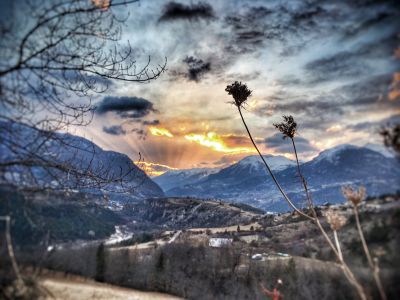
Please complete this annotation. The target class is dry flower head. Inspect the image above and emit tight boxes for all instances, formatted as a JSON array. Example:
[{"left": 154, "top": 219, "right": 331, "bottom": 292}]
[
  {"left": 225, "top": 81, "right": 252, "bottom": 108},
  {"left": 273, "top": 115, "right": 297, "bottom": 139},
  {"left": 342, "top": 186, "right": 366, "bottom": 207},
  {"left": 325, "top": 209, "right": 347, "bottom": 231}
]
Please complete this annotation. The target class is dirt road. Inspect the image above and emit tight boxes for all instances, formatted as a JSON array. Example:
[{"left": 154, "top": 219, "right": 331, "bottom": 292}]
[{"left": 40, "top": 278, "right": 182, "bottom": 300}]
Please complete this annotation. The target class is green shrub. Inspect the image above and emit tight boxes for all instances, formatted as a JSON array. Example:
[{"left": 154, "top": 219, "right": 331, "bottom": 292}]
[{"left": 367, "top": 222, "right": 390, "bottom": 243}]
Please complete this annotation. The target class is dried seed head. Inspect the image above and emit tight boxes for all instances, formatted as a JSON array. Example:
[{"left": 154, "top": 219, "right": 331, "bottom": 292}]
[
  {"left": 225, "top": 81, "right": 252, "bottom": 108},
  {"left": 342, "top": 186, "right": 366, "bottom": 207},
  {"left": 324, "top": 209, "right": 347, "bottom": 231},
  {"left": 273, "top": 115, "right": 297, "bottom": 139}
]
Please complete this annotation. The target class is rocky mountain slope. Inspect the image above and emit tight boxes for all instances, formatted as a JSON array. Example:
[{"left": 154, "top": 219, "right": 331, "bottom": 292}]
[
  {"left": 0, "top": 185, "right": 125, "bottom": 245},
  {"left": 0, "top": 121, "right": 163, "bottom": 202},
  {"left": 123, "top": 197, "right": 264, "bottom": 229},
  {"left": 157, "top": 144, "right": 400, "bottom": 212},
  {"left": 0, "top": 184, "right": 264, "bottom": 247}
]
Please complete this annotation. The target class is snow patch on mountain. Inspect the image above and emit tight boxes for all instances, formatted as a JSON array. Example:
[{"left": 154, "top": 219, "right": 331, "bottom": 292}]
[{"left": 313, "top": 144, "right": 360, "bottom": 164}]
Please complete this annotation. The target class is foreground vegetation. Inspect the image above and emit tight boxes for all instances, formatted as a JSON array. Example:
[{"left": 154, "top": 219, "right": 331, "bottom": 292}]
[{"left": 2, "top": 194, "right": 398, "bottom": 299}]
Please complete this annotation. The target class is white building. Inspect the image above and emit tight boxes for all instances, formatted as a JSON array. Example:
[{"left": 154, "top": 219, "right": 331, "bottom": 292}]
[{"left": 209, "top": 238, "right": 233, "bottom": 248}]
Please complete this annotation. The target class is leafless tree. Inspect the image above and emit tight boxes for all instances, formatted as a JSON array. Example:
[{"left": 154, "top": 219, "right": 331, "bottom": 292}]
[{"left": 0, "top": 0, "right": 167, "bottom": 192}]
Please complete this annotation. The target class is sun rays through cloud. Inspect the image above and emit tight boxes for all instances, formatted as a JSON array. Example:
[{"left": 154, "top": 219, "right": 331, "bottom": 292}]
[
  {"left": 149, "top": 127, "right": 174, "bottom": 137},
  {"left": 184, "top": 132, "right": 257, "bottom": 154}
]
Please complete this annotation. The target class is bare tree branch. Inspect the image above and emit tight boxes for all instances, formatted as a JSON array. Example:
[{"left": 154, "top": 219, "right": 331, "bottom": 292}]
[{"left": 0, "top": 0, "right": 166, "bottom": 192}]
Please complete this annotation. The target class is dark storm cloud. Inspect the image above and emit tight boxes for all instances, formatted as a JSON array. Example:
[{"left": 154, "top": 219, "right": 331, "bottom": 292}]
[
  {"left": 348, "top": 114, "right": 400, "bottom": 132},
  {"left": 260, "top": 96, "right": 346, "bottom": 119},
  {"left": 96, "top": 96, "right": 156, "bottom": 119},
  {"left": 223, "top": 0, "right": 399, "bottom": 58},
  {"left": 257, "top": 71, "right": 398, "bottom": 132},
  {"left": 182, "top": 56, "right": 211, "bottom": 81},
  {"left": 263, "top": 133, "right": 317, "bottom": 153},
  {"left": 342, "top": 10, "right": 398, "bottom": 40},
  {"left": 304, "top": 34, "right": 399, "bottom": 83},
  {"left": 304, "top": 52, "right": 369, "bottom": 83},
  {"left": 224, "top": 6, "right": 272, "bottom": 54},
  {"left": 142, "top": 120, "right": 160, "bottom": 126},
  {"left": 159, "top": 1, "right": 215, "bottom": 22},
  {"left": 223, "top": 4, "right": 330, "bottom": 55},
  {"left": 103, "top": 125, "right": 126, "bottom": 136},
  {"left": 131, "top": 128, "right": 146, "bottom": 140},
  {"left": 334, "top": 73, "right": 394, "bottom": 105}
]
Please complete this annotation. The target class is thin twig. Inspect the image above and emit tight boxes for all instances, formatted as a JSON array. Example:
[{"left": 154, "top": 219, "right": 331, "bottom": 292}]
[
  {"left": 354, "top": 207, "right": 387, "bottom": 300},
  {"left": 0, "top": 216, "right": 23, "bottom": 283}
]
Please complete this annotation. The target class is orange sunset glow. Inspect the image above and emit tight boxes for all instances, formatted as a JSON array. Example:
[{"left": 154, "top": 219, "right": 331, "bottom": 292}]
[{"left": 184, "top": 132, "right": 256, "bottom": 154}]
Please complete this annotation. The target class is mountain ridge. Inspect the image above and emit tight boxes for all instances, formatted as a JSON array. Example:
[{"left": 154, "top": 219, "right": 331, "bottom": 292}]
[{"left": 155, "top": 144, "right": 400, "bottom": 212}]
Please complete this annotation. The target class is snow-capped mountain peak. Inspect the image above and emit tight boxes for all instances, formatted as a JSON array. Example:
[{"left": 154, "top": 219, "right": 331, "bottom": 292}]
[
  {"left": 237, "top": 154, "right": 296, "bottom": 172},
  {"left": 313, "top": 144, "right": 360, "bottom": 164}
]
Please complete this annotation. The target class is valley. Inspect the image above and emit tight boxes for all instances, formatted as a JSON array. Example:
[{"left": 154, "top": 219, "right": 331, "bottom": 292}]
[
  {"left": 2, "top": 180, "right": 399, "bottom": 299},
  {"left": 1, "top": 125, "right": 399, "bottom": 299}
]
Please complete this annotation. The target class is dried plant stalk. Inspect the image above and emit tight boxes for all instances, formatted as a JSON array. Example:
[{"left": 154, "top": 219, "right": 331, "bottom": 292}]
[
  {"left": 343, "top": 187, "right": 388, "bottom": 300},
  {"left": 226, "top": 85, "right": 370, "bottom": 300}
]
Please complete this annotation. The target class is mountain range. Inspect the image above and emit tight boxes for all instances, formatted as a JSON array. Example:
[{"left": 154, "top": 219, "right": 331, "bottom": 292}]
[
  {"left": 154, "top": 144, "right": 400, "bottom": 212},
  {"left": 2, "top": 120, "right": 398, "bottom": 213}
]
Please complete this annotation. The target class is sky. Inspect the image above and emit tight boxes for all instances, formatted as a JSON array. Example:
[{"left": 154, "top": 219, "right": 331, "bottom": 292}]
[{"left": 74, "top": 0, "right": 400, "bottom": 176}]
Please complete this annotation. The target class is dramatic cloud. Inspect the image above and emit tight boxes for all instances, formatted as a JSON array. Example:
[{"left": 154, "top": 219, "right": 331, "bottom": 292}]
[
  {"left": 142, "top": 120, "right": 160, "bottom": 126},
  {"left": 159, "top": 1, "right": 215, "bottom": 22},
  {"left": 342, "top": 10, "right": 397, "bottom": 40},
  {"left": 76, "top": 0, "right": 399, "bottom": 170},
  {"left": 96, "top": 96, "right": 156, "bottom": 119},
  {"left": 304, "top": 35, "right": 398, "bottom": 83},
  {"left": 182, "top": 56, "right": 211, "bottom": 81},
  {"left": 304, "top": 52, "right": 369, "bottom": 83},
  {"left": 347, "top": 114, "right": 400, "bottom": 132},
  {"left": 263, "top": 133, "right": 317, "bottom": 154},
  {"left": 131, "top": 128, "right": 146, "bottom": 140},
  {"left": 103, "top": 125, "right": 126, "bottom": 136},
  {"left": 223, "top": 3, "right": 332, "bottom": 55},
  {"left": 224, "top": 6, "right": 271, "bottom": 54},
  {"left": 255, "top": 72, "right": 397, "bottom": 131}
]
